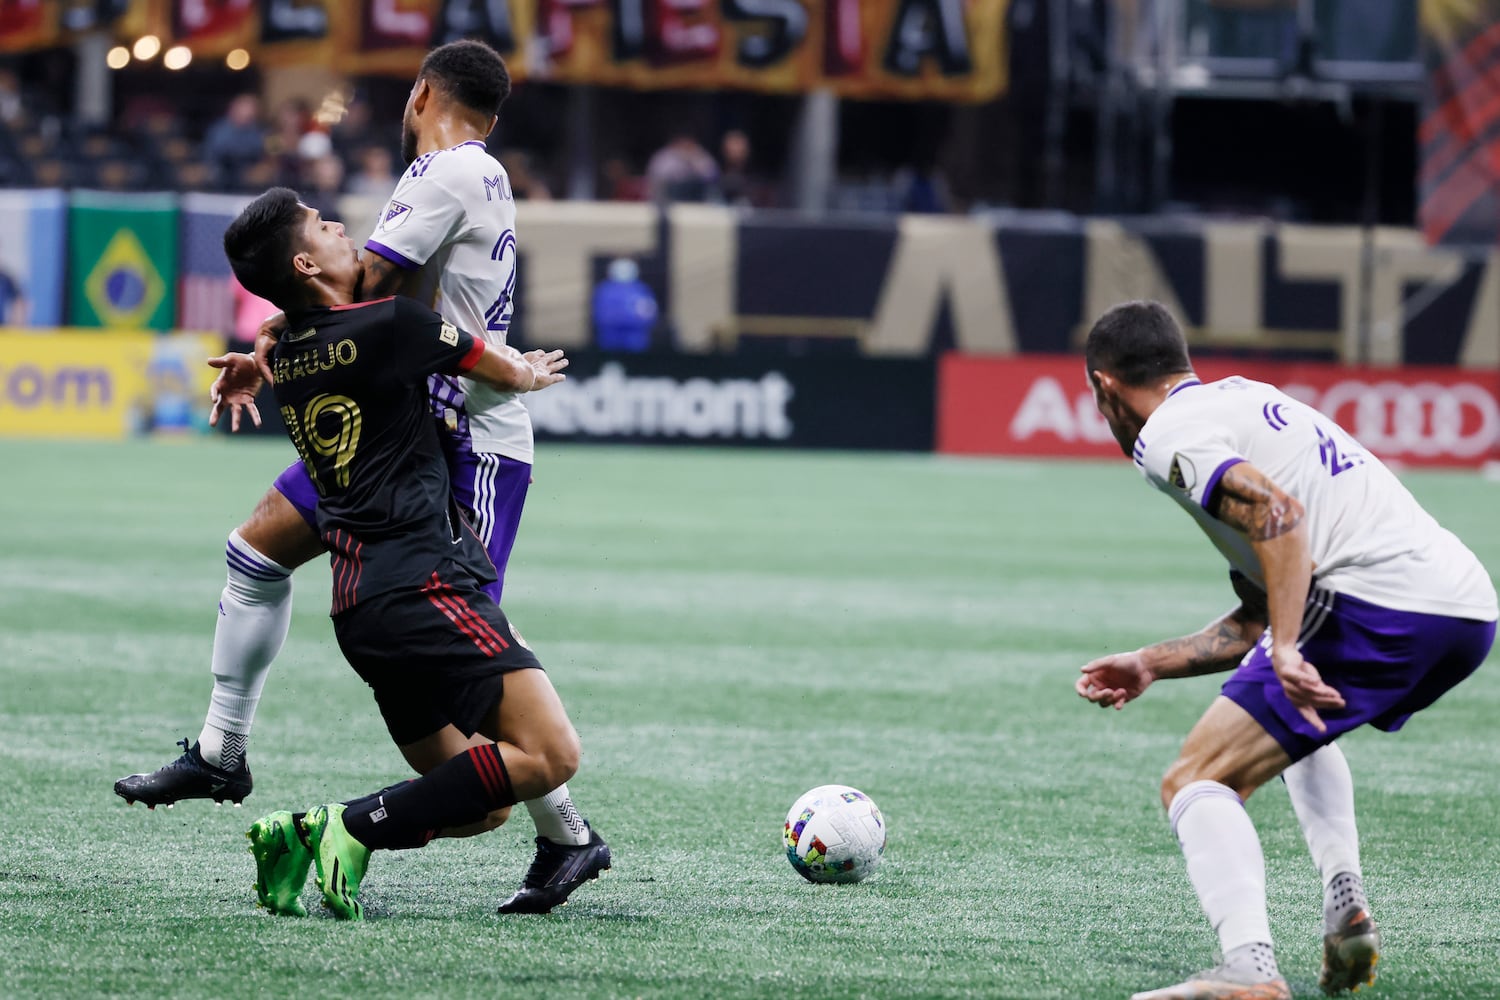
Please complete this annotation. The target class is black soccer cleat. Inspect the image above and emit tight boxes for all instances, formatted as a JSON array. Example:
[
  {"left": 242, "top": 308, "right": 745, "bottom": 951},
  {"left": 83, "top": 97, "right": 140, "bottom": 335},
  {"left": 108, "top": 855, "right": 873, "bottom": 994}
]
[
  {"left": 496, "top": 823, "right": 611, "bottom": 914},
  {"left": 114, "top": 738, "right": 253, "bottom": 809}
]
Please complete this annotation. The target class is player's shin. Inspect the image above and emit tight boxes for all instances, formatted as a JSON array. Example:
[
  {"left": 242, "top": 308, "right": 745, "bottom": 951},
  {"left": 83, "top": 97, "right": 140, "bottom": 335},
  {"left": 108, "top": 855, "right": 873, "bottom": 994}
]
[
  {"left": 1169, "top": 781, "right": 1278, "bottom": 968},
  {"left": 342, "top": 743, "right": 517, "bottom": 851},
  {"left": 1282, "top": 743, "right": 1364, "bottom": 910},
  {"left": 199, "top": 530, "right": 292, "bottom": 770}
]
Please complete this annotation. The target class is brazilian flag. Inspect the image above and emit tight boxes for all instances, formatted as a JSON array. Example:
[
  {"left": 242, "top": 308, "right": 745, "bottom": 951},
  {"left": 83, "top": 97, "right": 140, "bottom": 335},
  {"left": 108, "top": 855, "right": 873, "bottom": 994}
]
[{"left": 68, "top": 191, "right": 178, "bottom": 329}]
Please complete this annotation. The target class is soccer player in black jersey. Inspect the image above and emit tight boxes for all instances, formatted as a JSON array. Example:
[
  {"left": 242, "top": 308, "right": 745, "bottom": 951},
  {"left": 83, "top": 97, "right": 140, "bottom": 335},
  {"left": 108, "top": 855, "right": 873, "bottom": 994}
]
[{"left": 222, "top": 186, "right": 578, "bottom": 919}]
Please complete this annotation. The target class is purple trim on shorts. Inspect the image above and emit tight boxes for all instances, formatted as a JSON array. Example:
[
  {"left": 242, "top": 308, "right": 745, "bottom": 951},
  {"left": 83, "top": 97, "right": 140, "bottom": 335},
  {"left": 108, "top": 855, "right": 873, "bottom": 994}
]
[
  {"left": 1200, "top": 457, "right": 1244, "bottom": 511},
  {"left": 271, "top": 461, "right": 319, "bottom": 532},
  {"left": 1222, "top": 590, "right": 1496, "bottom": 761},
  {"left": 443, "top": 438, "right": 530, "bottom": 606},
  {"left": 365, "top": 239, "right": 419, "bottom": 270}
]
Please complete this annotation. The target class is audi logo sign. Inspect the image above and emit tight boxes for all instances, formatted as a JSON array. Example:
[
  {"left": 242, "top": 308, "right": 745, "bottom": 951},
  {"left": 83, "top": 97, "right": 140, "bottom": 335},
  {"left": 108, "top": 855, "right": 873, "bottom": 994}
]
[
  {"left": 938, "top": 355, "right": 1500, "bottom": 467},
  {"left": 1287, "top": 381, "right": 1500, "bottom": 460}
]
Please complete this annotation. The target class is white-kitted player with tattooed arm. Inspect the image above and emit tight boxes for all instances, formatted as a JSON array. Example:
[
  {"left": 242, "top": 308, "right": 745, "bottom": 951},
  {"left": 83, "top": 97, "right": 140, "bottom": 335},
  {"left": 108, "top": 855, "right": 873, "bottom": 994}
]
[
  {"left": 116, "top": 39, "right": 610, "bottom": 915},
  {"left": 1075, "top": 300, "right": 1496, "bottom": 1000}
]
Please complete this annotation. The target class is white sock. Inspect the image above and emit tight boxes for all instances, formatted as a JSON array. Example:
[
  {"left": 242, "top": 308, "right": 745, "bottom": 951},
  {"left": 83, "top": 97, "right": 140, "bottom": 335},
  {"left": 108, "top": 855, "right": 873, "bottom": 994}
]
[
  {"left": 1169, "top": 780, "right": 1274, "bottom": 954},
  {"left": 1283, "top": 742, "right": 1362, "bottom": 885},
  {"left": 197, "top": 530, "right": 292, "bottom": 771},
  {"left": 524, "top": 783, "right": 590, "bottom": 845},
  {"left": 1283, "top": 742, "right": 1366, "bottom": 925}
]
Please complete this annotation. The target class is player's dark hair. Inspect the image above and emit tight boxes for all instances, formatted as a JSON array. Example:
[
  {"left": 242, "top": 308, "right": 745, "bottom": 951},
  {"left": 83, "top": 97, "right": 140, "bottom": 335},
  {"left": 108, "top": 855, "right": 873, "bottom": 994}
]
[
  {"left": 222, "top": 187, "right": 306, "bottom": 307},
  {"left": 420, "top": 40, "right": 510, "bottom": 117},
  {"left": 1084, "top": 300, "right": 1194, "bottom": 387}
]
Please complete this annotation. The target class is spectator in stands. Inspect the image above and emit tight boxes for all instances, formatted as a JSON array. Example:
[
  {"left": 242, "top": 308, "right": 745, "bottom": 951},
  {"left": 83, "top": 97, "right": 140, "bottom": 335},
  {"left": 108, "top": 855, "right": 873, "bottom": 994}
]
[
  {"left": 0, "top": 265, "right": 26, "bottom": 326},
  {"left": 346, "top": 145, "right": 398, "bottom": 198},
  {"left": 592, "top": 258, "right": 658, "bottom": 352},
  {"left": 896, "top": 166, "right": 951, "bottom": 214},
  {"left": 0, "top": 68, "right": 23, "bottom": 126},
  {"left": 501, "top": 150, "right": 552, "bottom": 200},
  {"left": 268, "top": 97, "right": 313, "bottom": 187},
  {"left": 717, "top": 129, "right": 754, "bottom": 207},
  {"left": 202, "top": 94, "right": 266, "bottom": 191},
  {"left": 301, "top": 154, "right": 345, "bottom": 223},
  {"left": 330, "top": 93, "right": 375, "bottom": 160},
  {"left": 646, "top": 133, "right": 718, "bottom": 203},
  {"left": 601, "top": 156, "right": 648, "bottom": 201}
]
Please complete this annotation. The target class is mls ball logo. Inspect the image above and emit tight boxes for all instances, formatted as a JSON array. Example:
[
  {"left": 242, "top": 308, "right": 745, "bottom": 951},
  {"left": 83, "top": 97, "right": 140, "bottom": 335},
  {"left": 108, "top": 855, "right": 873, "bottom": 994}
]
[
  {"left": 380, "top": 201, "right": 412, "bottom": 231},
  {"left": 1169, "top": 454, "right": 1197, "bottom": 492}
]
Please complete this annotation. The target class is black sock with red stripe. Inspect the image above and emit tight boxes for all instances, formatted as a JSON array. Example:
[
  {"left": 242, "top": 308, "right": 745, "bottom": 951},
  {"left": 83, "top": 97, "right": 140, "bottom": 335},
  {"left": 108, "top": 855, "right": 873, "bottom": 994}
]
[{"left": 342, "top": 744, "right": 515, "bottom": 851}]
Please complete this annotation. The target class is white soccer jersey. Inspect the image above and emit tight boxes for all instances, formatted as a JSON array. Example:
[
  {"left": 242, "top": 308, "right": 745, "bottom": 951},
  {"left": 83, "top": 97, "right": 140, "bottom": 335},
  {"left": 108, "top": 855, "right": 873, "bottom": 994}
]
[
  {"left": 365, "top": 139, "right": 529, "bottom": 463},
  {"left": 1136, "top": 376, "right": 1497, "bottom": 621}
]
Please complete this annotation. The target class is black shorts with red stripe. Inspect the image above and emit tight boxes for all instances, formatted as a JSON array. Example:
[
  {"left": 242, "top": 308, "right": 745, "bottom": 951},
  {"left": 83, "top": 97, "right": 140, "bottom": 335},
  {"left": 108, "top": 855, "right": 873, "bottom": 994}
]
[{"left": 332, "top": 571, "right": 542, "bottom": 746}]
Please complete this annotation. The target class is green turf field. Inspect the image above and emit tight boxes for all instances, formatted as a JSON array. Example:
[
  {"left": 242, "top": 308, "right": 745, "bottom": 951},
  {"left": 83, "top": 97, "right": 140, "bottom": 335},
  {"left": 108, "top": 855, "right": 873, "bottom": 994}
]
[{"left": 1, "top": 439, "right": 1496, "bottom": 999}]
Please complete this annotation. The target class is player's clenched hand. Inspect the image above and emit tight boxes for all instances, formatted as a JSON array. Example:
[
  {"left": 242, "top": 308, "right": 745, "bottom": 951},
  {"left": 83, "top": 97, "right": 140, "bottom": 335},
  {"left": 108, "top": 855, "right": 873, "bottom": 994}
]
[
  {"left": 1271, "top": 645, "right": 1343, "bottom": 733},
  {"left": 523, "top": 349, "right": 569, "bottom": 391},
  {"left": 253, "top": 311, "right": 288, "bottom": 385},
  {"left": 1077, "top": 650, "right": 1153, "bottom": 710},
  {"left": 206, "top": 352, "right": 262, "bottom": 432}
]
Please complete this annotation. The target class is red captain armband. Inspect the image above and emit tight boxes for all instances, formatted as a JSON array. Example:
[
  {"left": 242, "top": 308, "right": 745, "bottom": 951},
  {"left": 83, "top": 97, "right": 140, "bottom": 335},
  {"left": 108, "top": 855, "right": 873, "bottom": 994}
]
[{"left": 453, "top": 338, "right": 486, "bottom": 373}]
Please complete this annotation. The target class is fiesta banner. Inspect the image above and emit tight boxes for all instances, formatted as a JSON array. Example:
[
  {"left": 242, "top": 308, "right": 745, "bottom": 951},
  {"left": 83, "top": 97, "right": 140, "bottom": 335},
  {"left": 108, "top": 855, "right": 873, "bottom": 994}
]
[
  {"left": 0, "top": 330, "right": 223, "bottom": 438},
  {"left": 4, "top": 0, "right": 1007, "bottom": 101},
  {"left": 67, "top": 191, "right": 179, "bottom": 331},
  {"left": 937, "top": 354, "right": 1500, "bottom": 467},
  {"left": 509, "top": 0, "right": 1008, "bottom": 102},
  {"left": 0, "top": 188, "right": 66, "bottom": 327}
]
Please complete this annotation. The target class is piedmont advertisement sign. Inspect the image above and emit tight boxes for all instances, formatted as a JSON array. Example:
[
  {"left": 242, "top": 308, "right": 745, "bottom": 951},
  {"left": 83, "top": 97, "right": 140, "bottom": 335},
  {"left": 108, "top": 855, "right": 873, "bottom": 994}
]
[{"left": 528, "top": 352, "right": 934, "bottom": 450}]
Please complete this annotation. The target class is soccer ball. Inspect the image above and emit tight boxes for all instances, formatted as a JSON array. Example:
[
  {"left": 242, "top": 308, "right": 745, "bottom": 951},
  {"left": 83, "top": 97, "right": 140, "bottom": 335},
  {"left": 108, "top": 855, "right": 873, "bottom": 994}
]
[{"left": 783, "top": 784, "right": 886, "bottom": 884}]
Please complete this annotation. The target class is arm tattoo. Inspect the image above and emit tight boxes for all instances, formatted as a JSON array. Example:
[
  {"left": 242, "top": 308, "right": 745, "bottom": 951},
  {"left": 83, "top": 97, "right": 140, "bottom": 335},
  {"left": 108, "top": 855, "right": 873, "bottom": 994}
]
[
  {"left": 361, "top": 254, "right": 412, "bottom": 298},
  {"left": 1150, "top": 614, "right": 1255, "bottom": 674},
  {"left": 1213, "top": 464, "right": 1305, "bottom": 541}
]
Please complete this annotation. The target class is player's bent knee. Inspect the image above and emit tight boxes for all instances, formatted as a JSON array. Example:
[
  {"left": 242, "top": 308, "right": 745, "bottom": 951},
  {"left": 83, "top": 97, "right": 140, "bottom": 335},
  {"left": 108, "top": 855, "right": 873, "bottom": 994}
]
[
  {"left": 238, "top": 488, "right": 323, "bottom": 569},
  {"left": 535, "top": 734, "right": 581, "bottom": 792},
  {"left": 1160, "top": 758, "right": 1197, "bottom": 810}
]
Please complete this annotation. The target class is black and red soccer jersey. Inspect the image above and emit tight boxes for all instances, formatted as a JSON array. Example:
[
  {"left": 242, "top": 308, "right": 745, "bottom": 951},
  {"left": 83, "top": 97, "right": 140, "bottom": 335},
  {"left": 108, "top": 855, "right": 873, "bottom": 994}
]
[{"left": 270, "top": 295, "right": 494, "bottom": 611}]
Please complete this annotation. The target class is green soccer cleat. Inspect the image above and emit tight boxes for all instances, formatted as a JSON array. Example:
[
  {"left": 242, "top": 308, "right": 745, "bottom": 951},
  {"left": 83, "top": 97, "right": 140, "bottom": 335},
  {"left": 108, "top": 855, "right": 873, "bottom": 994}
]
[
  {"left": 303, "top": 804, "right": 371, "bottom": 921},
  {"left": 246, "top": 810, "right": 312, "bottom": 917}
]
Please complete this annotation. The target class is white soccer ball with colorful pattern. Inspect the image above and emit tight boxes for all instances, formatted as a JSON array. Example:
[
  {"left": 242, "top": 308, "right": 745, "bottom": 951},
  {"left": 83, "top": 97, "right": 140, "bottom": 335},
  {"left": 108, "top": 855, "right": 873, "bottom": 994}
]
[{"left": 783, "top": 784, "right": 886, "bottom": 884}]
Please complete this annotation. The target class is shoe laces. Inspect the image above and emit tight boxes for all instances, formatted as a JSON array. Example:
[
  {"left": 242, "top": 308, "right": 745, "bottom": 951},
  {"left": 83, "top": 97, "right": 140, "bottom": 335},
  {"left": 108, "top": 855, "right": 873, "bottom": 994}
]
[
  {"left": 520, "top": 837, "right": 571, "bottom": 887},
  {"left": 164, "top": 737, "right": 195, "bottom": 769}
]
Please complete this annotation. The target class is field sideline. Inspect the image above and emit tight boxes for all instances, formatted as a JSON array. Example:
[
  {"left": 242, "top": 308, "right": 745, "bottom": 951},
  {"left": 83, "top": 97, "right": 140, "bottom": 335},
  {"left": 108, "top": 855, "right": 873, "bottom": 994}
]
[{"left": 1, "top": 439, "right": 1496, "bottom": 1000}]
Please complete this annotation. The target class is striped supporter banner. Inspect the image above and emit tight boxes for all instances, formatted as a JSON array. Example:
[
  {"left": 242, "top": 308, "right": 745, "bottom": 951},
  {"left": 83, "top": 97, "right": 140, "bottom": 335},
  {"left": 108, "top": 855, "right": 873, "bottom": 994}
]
[{"left": 178, "top": 192, "right": 251, "bottom": 337}]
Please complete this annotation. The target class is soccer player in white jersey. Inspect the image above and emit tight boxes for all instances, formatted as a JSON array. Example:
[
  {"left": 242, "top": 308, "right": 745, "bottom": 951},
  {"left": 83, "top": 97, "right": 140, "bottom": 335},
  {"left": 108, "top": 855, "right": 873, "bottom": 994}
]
[
  {"left": 116, "top": 41, "right": 610, "bottom": 915},
  {"left": 1075, "top": 301, "right": 1497, "bottom": 1000}
]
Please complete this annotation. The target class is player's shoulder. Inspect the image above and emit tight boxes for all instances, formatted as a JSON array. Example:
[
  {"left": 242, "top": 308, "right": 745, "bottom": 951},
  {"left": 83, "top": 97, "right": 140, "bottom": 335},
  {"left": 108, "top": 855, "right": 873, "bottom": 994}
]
[
  {"left": 312, "top": 295, "right": 401, "bottom": 334},
  {"left": 409, "top": 140, "right": 502, "bottom": 184}
]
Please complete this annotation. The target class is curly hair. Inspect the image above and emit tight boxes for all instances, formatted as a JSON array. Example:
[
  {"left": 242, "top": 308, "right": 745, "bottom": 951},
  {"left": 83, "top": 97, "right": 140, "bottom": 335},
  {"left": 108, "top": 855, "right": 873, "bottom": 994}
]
[{"left": 420, "top": 40, "right": 511, "bottom": 117}]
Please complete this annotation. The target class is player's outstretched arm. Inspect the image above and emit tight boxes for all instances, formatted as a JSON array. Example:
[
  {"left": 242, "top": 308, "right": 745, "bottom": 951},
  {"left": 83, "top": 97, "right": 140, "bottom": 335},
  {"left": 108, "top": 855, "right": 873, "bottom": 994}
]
[
  {"left": 1077, "top": 572, "right": 1271, "bottom": 710},
  {"left": 1211, "top": 461, "right": 1344, "bottom": 731},
  {"left": 466, "top": 344, "right": 569, "bottom": 393},
  {"left": 207, "top": 352, "right": 262, "bottom": 432}
]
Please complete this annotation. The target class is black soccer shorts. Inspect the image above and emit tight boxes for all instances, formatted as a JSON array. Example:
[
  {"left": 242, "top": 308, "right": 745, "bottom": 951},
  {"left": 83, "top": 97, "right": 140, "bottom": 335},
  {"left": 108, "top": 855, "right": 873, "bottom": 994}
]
[{"left": 332, "top": 574, "right": 543, "bottom": 746}]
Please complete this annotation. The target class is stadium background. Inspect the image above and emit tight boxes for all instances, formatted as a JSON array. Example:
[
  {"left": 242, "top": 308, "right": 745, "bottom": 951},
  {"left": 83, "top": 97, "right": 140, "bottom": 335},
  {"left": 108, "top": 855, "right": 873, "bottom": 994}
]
[
  {"left": 0, "top": 0, "right": 1495, "bottom": 464},
  {"left": 2, "top": 3, "right": 1500, "bottom": 998}
]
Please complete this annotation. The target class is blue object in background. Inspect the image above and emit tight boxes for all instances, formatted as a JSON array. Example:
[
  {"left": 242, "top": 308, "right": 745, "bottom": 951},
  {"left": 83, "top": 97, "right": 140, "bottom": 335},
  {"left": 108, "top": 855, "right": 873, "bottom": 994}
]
[{"left": 592, "top": 258, "right": 659, "bottom": 352}]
